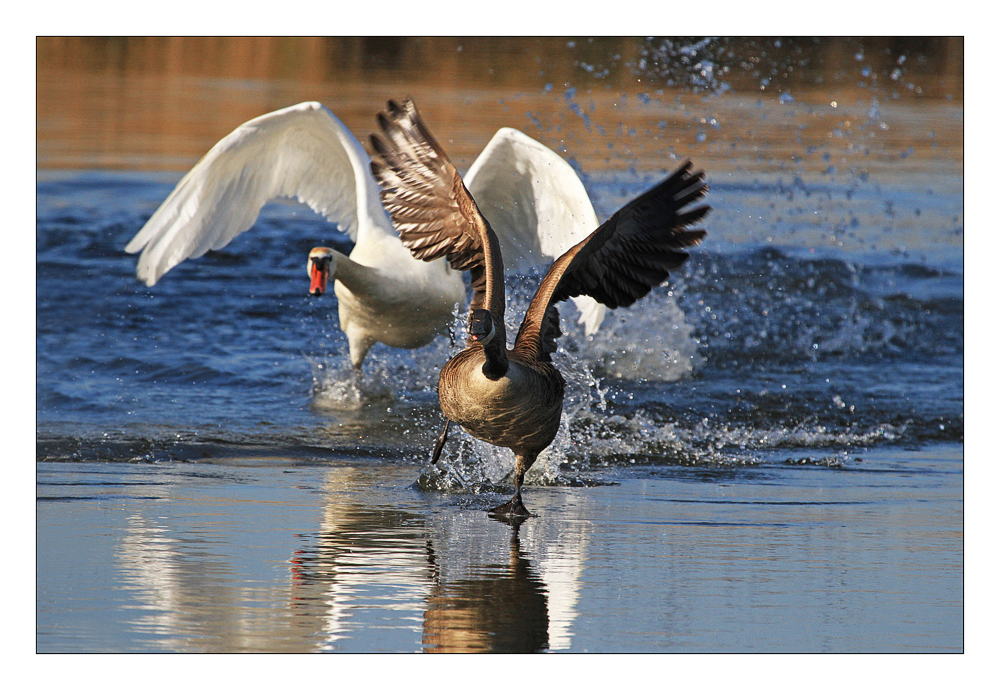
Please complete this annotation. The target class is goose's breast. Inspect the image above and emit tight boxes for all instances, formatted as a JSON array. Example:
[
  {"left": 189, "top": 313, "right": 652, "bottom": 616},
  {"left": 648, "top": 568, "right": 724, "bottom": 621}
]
[{"left": 439, "top": 354, "right": 565, "bottom": 453}]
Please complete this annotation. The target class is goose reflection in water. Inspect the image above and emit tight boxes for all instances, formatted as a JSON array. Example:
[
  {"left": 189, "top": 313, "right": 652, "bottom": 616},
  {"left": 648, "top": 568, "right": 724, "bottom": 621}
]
[
  {"left": 422, "top": 521, "right": 548, "bottom": 653},
  {"left": 288, "top": 467, "right": 588, "bottom": 652}
]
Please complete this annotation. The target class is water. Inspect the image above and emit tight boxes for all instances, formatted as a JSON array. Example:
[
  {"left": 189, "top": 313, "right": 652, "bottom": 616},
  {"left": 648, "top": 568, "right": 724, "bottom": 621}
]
[
  {"left": 36, "top": 37, "right": 963, "bottom": 653},
  {"left": 38, "top": 446, "right": 961, "bottom": 653}
]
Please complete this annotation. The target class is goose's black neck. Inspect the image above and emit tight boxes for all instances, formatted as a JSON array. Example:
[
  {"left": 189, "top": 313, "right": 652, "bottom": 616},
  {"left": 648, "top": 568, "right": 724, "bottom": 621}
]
[
  {"left": 481, "top": 327, "right": 509, "bottom": 380},
  {"left": 468, "top": 308, "right": 509, "bottom": 380}
]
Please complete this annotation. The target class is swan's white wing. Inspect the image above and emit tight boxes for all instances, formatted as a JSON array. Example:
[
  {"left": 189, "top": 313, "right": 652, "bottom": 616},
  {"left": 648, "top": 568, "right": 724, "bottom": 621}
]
[
  {"left": 464, "top": 128, "right": 606, "bottom": 334},
  {"left": 125, "top": 102, "right": 391, "bottom": 286}
]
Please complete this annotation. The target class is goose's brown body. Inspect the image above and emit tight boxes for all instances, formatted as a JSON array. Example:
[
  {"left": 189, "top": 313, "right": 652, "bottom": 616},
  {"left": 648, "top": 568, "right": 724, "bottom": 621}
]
[
  {"left": 370, "top": 97, "right": 710, "bottom": 516},
  {"left": 439, "top": 348, "right": 565, "bottom": 457}
]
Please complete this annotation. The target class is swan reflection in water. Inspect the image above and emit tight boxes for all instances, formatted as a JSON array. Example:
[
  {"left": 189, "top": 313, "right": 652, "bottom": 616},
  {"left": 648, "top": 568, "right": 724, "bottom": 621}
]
[{"left": 113, "top": 465, "right": 587, "bottom": 651}]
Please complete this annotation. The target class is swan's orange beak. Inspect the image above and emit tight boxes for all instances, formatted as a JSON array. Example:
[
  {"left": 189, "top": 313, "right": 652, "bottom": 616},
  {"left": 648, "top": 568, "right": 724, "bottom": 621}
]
[{"left": 309, "top": 261, "right": 328, "bottom": 296}]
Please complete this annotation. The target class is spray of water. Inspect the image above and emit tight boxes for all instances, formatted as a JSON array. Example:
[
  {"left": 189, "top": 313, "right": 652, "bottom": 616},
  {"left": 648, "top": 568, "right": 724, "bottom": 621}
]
[{"left": 413, "top": 278, "right": 709, "bottom": 494}]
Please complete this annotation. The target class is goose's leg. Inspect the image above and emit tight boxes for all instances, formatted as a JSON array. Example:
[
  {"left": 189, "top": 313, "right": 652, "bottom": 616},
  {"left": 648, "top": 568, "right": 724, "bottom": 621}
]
[
  {"left": 489, "top": 453, "right": 535, "bottom": 516},
  {"left": 431, "top": 419, "right": 451, "bottom": 464}
]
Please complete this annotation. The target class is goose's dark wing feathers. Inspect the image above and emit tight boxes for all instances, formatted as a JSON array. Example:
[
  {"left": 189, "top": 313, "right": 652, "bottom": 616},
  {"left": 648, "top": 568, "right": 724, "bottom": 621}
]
[
  {"left": 370, "top": 98, "right": 505, "bottom": 318},
  {"left": 514, "top": 161, "right": 709, "bottom": 361},
  {"left": 537, "top": 305, "right": 562, "bottom": 362},
  {"left": 551, "top": 162, "right": 708, "bottom": 308},
  {"left": 369, "top": 97, "right": 709, "bottom": 365}
]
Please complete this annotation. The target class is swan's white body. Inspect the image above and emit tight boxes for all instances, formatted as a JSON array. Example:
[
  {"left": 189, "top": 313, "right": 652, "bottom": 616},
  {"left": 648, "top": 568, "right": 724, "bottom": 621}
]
[{"left": 125, "top": 101, "right": 604, "bottom": 367}]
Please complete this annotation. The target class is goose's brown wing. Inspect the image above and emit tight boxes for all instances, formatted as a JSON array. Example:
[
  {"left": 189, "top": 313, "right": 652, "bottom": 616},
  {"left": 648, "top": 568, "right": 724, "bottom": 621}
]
[
  {"left": 514, "top": 161, "right": 709, "bottom": 362},
  {"left": 369, "top": 98, "right": 506, "bottom": 321}
]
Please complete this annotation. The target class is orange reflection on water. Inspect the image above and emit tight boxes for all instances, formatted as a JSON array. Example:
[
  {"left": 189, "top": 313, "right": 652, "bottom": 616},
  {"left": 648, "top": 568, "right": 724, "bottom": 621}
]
[{"left": 37, "top": 37, "right": 963, "bottom": 178}]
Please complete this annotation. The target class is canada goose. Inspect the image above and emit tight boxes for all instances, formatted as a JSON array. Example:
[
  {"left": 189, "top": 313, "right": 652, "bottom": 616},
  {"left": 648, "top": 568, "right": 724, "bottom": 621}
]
[
  {"left": 125, "top": 101, "right": 606, "bottom": 371},
  {"left": 370, "top": 98, "right": 709, "bottom": 515}
]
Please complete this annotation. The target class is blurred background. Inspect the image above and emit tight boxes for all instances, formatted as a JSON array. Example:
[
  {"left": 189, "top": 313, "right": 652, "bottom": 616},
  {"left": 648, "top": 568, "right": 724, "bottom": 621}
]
[{"left": 37, "top": 36, "right": 962, "bottom": 175}]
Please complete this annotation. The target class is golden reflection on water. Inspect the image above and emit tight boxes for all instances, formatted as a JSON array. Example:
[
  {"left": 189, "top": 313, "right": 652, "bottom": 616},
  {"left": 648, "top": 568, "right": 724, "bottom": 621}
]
[{"left": 37, "top": 36, "right": 962, "bottom": 178}]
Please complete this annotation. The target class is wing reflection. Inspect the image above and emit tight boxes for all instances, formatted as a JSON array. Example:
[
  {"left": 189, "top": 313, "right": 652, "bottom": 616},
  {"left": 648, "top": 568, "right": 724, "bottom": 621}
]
[
  {"left": 116, "top": 485, "right": 313, "bottom": 651},
  {"left": 288, "top": 468, "right": 435, "bottom": 649}
]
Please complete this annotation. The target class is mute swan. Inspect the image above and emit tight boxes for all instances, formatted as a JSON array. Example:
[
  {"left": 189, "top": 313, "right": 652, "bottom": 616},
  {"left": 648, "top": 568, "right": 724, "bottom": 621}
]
[
  {"left": 370, "top": 98, "right": 709, "bottom": 515},
  {"left": 125, "top": 101, "right": 605, "bottom": 369}
]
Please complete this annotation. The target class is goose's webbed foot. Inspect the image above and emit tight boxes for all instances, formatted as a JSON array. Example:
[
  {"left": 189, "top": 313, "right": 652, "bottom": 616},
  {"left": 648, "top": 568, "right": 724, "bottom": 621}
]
[{"left": 488, "top": 492, "right": 532, "bottom": 517}]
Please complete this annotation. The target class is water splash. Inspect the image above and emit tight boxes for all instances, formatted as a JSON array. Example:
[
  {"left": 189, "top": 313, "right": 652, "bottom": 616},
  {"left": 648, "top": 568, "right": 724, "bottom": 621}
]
[
  {"left": 576, "top": 289, "right": 703, "bottom": 381},
  {"left": 411, "top": 239, "right": 960, "bottom": 495},
  {"left": 308, "top": 358, "right": 374, "bottom": 411},
  {"left": 635, "top": 37, "right": 727, "bottom": 94},
  {"left": 415, "top": 291, "right": 704, "bottom": 494}
]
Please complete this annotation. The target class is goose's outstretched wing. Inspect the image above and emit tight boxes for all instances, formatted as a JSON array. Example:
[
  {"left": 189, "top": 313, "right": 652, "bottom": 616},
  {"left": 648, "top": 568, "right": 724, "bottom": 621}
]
[
  {"left": 125, "top": 102, "right": 390, "bottom": 286},
  {"left": 514, "top": 161, "right": 710, "bottom": 362},
  {"left": 464, "top": 128, "right": 606, "bottom": 334},
  {"left": 369, "top": 98, "right": 506, "bottom": 321}
]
